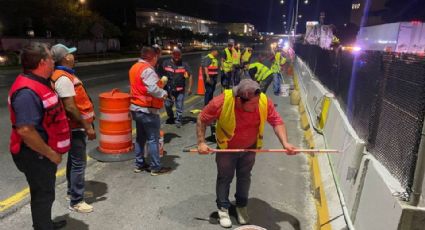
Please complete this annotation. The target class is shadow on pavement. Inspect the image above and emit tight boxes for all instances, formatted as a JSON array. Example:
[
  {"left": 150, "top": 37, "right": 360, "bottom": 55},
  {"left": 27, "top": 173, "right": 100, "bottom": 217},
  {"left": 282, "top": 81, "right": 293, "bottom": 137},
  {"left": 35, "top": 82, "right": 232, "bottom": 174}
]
[
  {"left": 207, "top": 198, "right": 301, "bottom": 230},
  {"left": 53, "top": 214, "right": 89, "bottom": 230},
  {"left": 84, "top": 180, "right": 108, "bottom": 204},
  {"left": 161, "top": 155, "right": 180, "bottom": 170},
  {"left": 164, "top": 132, "right": 181, "bottom": 144},
  {"left": 181, "top": 116, "right": 197, "bottom": 125}
]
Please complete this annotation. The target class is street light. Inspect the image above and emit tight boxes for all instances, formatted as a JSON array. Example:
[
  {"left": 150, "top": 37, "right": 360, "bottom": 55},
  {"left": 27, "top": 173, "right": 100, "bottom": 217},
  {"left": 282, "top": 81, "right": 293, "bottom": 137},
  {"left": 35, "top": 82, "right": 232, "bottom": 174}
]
[
  {"left": 280, "top": 0, "right": 284, "bottom": 4},
  {"left": 304, "top": 0, "right": 308, "bottom": 4}
]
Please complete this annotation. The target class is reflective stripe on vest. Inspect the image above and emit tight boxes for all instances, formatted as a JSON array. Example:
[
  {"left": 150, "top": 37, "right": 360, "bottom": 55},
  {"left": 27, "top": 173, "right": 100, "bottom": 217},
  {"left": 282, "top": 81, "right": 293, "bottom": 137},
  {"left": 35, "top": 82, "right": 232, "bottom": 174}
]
[
  {"left": 232, "top": 49, "right": 241, "bottom": 65},
  {"left": 8, "top": 75, "right": 71, "bottom": 154},
  {"left": 207, "top": 53, "right": 219, "bottom": 75},
  {"left": 216, "top": 90, "right": 268, "bottom": 149},
  {"left": 222, "top": 48, "right": 233, "bottom": 73},
  {"left": 249, "top": 62, "right": 273, "bottom": 82},
  {"left": 51, "top": 69, "right": 95, "bottom": 129},
  {"left": 129, "top": 61, "right": 164, "bottom": 109}
]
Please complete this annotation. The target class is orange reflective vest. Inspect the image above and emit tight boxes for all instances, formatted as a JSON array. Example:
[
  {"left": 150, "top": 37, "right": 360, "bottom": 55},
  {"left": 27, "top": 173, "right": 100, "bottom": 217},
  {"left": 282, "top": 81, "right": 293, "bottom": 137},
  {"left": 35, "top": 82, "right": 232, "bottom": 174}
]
[
  {"left": 8, "top": 74, "right": 71, "bottom": 154},
  {"left": 129, "top": 61, "right": 164, "bottom": 109},
  {"left": 51, "top": 69, "right": 95, "bottom": 129}
]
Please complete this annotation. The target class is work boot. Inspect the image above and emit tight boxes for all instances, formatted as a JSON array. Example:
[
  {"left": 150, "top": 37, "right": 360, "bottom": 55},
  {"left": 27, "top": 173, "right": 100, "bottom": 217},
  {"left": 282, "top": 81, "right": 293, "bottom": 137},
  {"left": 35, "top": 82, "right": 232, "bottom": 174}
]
[
  {"left": 218, "top": 208, "right": 232, "bottom": 228},
  {"left": 133, "top": 164, "right": 150, "bottom": 173},
  {"left": 236, "top": 206, "right": 250, "bottom": 225}
]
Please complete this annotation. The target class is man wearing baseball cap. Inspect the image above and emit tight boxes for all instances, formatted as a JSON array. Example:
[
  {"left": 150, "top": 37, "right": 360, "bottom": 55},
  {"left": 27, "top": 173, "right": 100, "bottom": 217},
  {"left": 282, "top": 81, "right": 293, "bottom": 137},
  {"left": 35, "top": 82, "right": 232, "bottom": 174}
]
[
  {"left": 51, "top": 43, "right": 96, "bottom": 213},
  {"left": 196, "top": 79, "right": 297, "bottom": 228}
]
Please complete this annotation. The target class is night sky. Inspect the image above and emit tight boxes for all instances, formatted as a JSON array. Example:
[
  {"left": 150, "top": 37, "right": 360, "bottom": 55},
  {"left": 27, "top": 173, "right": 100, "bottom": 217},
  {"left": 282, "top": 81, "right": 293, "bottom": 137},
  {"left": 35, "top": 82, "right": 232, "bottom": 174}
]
[{"left": 138, "top": 0, "right": 353, "bottom": 33}]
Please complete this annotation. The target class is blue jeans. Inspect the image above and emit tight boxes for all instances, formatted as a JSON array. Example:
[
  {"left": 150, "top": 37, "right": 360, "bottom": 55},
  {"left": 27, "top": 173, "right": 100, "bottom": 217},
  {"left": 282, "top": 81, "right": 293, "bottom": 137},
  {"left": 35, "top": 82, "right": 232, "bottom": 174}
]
[
  {"left": 165, "top": 92, "right": 185, "bottom": 124},
  {"left": 215, "top": 151, "right": 256, "bottom": 209},
  {"left": 131, "top": 111, "right": 162, "bottom": 171},
  {"left": 204, "top": 76, "right": 217, "bottom": 105},
  {"left": 273, "top": 72, "right": 283, "bottom": 95},
  {"left": 67, "top": 130, "right": 87, "bottom": 206},
  {"left": 134, "top": 141, "right": 144, "bottom": 168}
]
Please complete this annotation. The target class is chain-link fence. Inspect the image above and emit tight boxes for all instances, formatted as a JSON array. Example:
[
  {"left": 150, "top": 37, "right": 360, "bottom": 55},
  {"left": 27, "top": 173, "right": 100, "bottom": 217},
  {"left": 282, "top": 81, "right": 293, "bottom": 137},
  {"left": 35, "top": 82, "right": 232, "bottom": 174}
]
[{"left": 295, "top": 44, "right": 425, "bottom": 190}]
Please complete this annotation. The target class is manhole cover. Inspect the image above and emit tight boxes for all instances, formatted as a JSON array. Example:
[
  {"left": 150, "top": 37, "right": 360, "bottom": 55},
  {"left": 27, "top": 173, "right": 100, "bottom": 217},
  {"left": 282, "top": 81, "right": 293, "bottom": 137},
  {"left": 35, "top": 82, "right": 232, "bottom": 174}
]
[{"left": 234, "top": 225, "right": 267, "bottom": 230}]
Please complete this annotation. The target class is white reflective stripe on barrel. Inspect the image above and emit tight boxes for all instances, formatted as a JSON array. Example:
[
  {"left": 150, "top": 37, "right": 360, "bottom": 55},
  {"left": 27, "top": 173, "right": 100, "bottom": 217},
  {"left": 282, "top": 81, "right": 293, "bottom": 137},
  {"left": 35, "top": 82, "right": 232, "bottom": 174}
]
[
  {"left": 100, "top": 112, "right": 130, "bottom": 121},
  {"left": 100, "top": 133, "right": 132, "bottom": 143}
]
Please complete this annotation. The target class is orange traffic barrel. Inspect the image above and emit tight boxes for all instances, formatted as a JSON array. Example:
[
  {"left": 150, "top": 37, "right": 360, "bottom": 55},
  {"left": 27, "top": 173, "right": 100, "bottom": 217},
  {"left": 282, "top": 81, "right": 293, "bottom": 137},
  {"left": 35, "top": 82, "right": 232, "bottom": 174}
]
[{"left": 89, "top": 89, "right": 135, "bottom": 162}]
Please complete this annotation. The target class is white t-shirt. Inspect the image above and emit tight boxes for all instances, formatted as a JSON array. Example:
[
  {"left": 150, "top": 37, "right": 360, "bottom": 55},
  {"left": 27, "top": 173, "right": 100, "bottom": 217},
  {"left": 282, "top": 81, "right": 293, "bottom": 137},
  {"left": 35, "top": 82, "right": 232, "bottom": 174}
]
[{"left": 54, "top": 76, "right": 76, "bottom": 98}]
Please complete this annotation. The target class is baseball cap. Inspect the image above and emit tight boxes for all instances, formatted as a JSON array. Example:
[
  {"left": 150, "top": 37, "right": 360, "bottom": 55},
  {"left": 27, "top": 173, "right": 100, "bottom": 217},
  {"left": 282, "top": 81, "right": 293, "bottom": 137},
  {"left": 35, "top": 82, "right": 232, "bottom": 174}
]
[
  {"left": 232, "top": 79, "right": 261, "bottom": 100},
  {"left": 51, "top": 44, "right": 77, "bottom": 62}
]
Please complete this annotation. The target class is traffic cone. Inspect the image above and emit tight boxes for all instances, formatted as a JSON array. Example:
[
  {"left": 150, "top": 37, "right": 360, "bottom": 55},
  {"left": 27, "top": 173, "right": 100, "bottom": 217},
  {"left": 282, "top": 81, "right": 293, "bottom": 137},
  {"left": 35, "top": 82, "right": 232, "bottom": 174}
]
[{"left": 197, "top": 66, "right": 205, "bottom": 95}]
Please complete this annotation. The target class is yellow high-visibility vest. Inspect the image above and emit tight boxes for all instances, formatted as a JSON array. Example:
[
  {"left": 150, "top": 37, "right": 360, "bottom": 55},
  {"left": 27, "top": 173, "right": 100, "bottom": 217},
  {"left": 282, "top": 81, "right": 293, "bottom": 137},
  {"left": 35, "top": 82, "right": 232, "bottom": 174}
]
[
  {"left": 222, "top": 47, "right": 233, "bottom": 73},
  {"left": 216, "top": 89, "right": 268, "bottom": 149},
  {"left": 248, "top": 62, "right": 274, "bottom": 81},
  {"left": 271, "top": 52, "right": 287, "bottom": 74},
  {"left": 232, "top": 48, "right": 241, "bottom": 66}
]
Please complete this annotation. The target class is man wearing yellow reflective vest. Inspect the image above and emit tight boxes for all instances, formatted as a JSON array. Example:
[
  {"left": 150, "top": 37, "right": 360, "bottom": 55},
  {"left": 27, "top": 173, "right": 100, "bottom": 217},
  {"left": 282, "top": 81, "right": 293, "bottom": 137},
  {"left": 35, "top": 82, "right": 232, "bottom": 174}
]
[
  {"left": 232, "top": 43, "right": 242, "bottom": 85},
  {"left": 247, "top": 60, "right": 275, "bottom": 93},
  {"left": 221, "top": 39, "right": 236, "bottom": 89},
  {"left": 270, "top": 49, "right": 287, "bottom": 95},
  {"left": 196, "top": 79, "right": 297, "bottom": 228},
  {"left": 202, "top": 47, "right": 220, "bottom": 106},
  {"left": 241, "top": 47, "right": 253, "bottom": 66}
]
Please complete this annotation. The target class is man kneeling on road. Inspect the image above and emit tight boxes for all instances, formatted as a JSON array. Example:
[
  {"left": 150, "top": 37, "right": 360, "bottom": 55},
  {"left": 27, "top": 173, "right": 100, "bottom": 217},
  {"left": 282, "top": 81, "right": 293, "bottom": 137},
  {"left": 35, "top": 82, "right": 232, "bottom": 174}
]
[
  {"left": 51, "top": 44, "right": 96, "bottom": 213},
  {"left": 196, "top": 79, "right": 297, "bottom": 228}
]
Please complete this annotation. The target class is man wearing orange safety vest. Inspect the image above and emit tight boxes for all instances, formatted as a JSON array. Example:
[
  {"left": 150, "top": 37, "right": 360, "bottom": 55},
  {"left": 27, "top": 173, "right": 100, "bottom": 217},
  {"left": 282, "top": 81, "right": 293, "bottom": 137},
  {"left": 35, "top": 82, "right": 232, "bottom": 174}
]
[
  {"left": 129, "top": 46, "right": 172, "bottom": 176},
  {"left": 196, "top": 79, "right": 297, "bottom": 228},
  {"left": 8, "top": 42, "right": 70, "bottom": 229},
  {"left": 51, "top": 44, "right": 96, "bottom": 214}
]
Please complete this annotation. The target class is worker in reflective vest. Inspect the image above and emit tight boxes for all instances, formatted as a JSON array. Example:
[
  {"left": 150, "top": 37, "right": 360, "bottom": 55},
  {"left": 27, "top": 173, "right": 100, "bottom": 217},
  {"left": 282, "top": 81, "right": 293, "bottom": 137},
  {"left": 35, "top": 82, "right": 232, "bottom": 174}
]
[
  {"left": 248, "top": 61, "right": 276, "bottom": 93},
  {"left": 232, "top": 43, "right": 242, "bottom": 86},
  {"left": 202, "top": 47, "right": 220, "bottom": 106},
  {"left": 221, "top": 39, "right": 235, "bottom": 89},
  {"left": 241, "top": 47, "right": 253, "bottom": 66},
  {"left": 8, "top": 42, "right": 70, "bottom": 229},
  {"left": 196, "top": 79, "right": 297, "bottom": 228},
  {"left": 129, "top": 46, "right": 172, "bottom": 176},
  {"left": 50, "top": 43, "right": 96, "bottom": 213},
  {"left": 162, "top": 47, "right": 193, "bottom": 128},
  {"left": 270, "top": 50, "right": 287, "bottom": 95}
]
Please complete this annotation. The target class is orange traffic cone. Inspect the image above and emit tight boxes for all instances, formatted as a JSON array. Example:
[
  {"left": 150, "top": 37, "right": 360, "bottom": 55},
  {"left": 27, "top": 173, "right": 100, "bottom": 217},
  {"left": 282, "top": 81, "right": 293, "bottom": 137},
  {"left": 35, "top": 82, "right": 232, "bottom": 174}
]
[{"left": 197, "top": 67, "right": 205, "bottom": 95}]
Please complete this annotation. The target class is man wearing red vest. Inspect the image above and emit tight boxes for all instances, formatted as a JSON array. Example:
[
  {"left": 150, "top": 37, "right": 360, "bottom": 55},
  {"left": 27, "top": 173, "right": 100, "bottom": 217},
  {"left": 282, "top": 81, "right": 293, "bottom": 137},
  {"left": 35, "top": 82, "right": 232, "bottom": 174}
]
[
  {"left": 129, "top": 47, "right": 172, "bottom": 176},
  {"left": 8, "top": 42, "right": 69, "bottom": 229},
  {"left": 51, "top": 44, "right": 96, "bottom": 213}
]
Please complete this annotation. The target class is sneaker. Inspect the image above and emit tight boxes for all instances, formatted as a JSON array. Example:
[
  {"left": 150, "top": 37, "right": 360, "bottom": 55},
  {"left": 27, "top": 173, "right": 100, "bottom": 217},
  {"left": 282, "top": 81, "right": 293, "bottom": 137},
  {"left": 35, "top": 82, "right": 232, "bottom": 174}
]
[
  {"left": 150, "top": 167, "right": 172, "bottom": 176},
  {"left": 218, "top": 208, "right": 232, "bottom": 228},
  {"left": 236, "top": 206, "right": 250, "bottom": 225},
  {"left": 69, "top": 201, "right": 94, "bottom": 213},
  {"left": 133, "top": 165, "right": 150, "bottom": 173}
]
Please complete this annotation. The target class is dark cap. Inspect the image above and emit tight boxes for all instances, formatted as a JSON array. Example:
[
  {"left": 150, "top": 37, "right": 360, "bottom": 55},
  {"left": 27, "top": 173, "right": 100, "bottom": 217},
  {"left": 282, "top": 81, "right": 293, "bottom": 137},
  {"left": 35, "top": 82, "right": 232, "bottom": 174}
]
[
  {"left": 210, "top": 46, "right": 219, "bottom": 52},
  {"left": 232, "top": 79, "right": 261, "bottom": 99}
]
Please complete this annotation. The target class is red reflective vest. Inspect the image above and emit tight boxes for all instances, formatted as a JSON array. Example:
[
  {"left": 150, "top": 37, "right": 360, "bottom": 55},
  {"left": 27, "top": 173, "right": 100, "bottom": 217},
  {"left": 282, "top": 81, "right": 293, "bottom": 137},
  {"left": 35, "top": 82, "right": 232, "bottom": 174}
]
[
  {"left": 8, "top": 74, "right": 71, "bottom": 154},
  {"left": 129, "top": 61, "right": 164, "bottom": 109},
  {"left": 206, "top": 53, "right": 219, "bottom": 75},
  {"left": 51, "top": 69, "right": 95, "bottom": 129}
]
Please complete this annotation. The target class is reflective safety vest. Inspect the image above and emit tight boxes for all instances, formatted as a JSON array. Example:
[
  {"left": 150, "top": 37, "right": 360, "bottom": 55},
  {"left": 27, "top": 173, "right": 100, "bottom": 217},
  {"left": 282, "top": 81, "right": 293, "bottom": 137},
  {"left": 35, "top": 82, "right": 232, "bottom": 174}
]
[
  {"left": 241, "top": 48, "right": 252, "bottom": 63},
  {"left": 271, "top": 52, "right": 287, "bottom": 74},
  {"left": 222, "top": 47, "right": 233, "bottom": 73},
  {"left": 232, "top": 48, "right": 241, "bottom": 66},
  {"left": 129, "top": 61, "right": 164, "bottom": 109},
  {"left": 162, "top": 59, "right": 189, "bottom": 92},
  {"left": 248, "top": 62, "right": 274, "bottom": 82},
  {"left": 216, "top": 90, "right": 268, "bottom": 149},
  {"left": 51, "top": 69, "right": 95, "bottom": 129},
  {"left": 206, "top": 53, "right": 219, "bottom": 76},
  {"left": 8, "top": 74, "right": 71, "bottom": 154}
]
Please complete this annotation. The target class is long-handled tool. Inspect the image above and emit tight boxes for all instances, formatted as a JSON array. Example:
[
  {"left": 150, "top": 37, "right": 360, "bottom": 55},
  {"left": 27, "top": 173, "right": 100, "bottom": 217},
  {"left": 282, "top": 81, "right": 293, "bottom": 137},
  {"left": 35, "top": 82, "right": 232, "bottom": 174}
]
[{"left": 183, "top": 148, "right": 339, "bottom": 154}]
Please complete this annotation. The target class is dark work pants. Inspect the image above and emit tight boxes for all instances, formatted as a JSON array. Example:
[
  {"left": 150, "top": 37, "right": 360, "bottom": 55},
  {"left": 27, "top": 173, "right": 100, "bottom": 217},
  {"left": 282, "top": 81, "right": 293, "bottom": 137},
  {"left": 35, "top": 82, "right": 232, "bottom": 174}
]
[
  {"left": 13, "top": 148, "right": 57, "bottom": 230},
  {"left": 215, "top": 151, "right": 256, "bottom": 209},
  {"left": 221, "top": 71, "right": 233, "bottom": 89},
  {"left": 66, "top": 131, "right": 87, "bottom": 206},
  {"left": 204, "top": 75, "right": 217, "bottom": 106}
]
